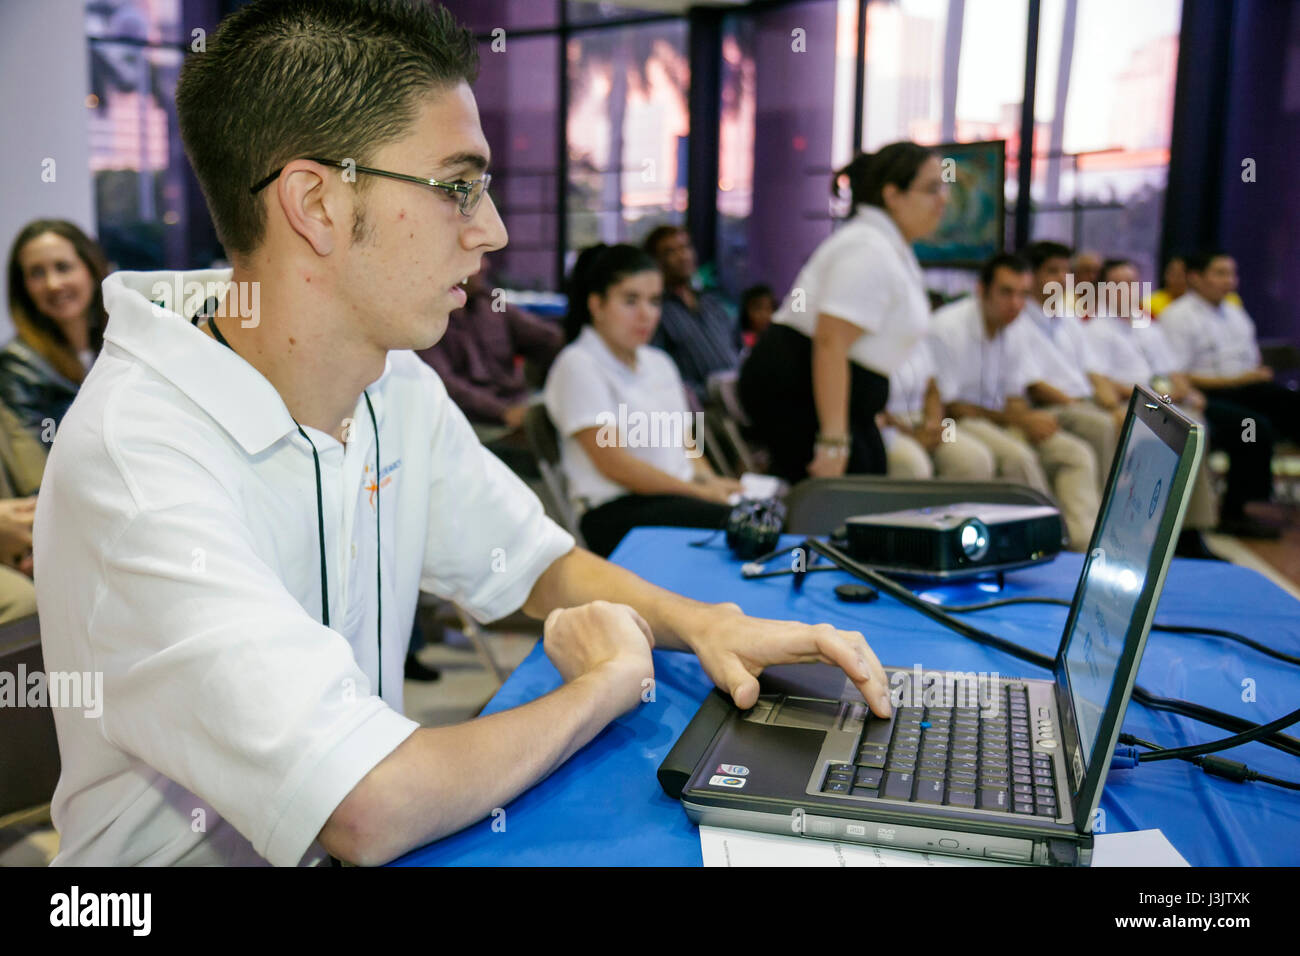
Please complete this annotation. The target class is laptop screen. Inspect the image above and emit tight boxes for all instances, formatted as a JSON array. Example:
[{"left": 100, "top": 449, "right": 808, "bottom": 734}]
[{"left": 1060, "top": 411, "right": 1182, "bottom": 764}]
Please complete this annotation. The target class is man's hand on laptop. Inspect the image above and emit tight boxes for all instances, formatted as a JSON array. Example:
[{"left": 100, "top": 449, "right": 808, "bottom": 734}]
[
  {"left": 686, "top": 602, "right": 892, "bottom": 717},
  {"left": 543, "top": 601, "right": 656, "bottom": 717}
]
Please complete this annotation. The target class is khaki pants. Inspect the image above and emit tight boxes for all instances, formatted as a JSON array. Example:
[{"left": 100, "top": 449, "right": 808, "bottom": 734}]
[
  {"left": 1048, "top": 402, "right": 1116, "bottom": 493},
  {"left": 0, "top": 401, "right": 46, "bottom": 498},
  {"left": 956, "top": 418, "right": 1100, "bottom": 550},
  {"left": 885, "top": 426, "right": 996, "bottom": 482},
  {"left": 0, "top": 564, "right": 35, "bottom": 625}
]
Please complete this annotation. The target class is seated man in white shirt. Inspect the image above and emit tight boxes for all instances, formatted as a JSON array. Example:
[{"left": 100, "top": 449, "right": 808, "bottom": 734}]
[
  {"left": 880, "top": 338, "right": 995, "bottom": 481},
  {"left": 1159, "top": 250, "right": 1299, "bottom": 536},
  {"left": 32, "top": 0, "right": 893, "bottom": 868},
  {"left": 1018, "top": 241, "right": 1127, "bottom": 488},
  {"left": 928, "top": 254, "right": 1100, "bottom": 549},
  {"left": 1082, "top": 258, "right": 1222, "bottom": 548}
]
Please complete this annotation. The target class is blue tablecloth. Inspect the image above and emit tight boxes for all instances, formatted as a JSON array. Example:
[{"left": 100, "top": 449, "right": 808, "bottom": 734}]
[{"left": 393, "top": 528, "right": 1300, "bottom": 866}]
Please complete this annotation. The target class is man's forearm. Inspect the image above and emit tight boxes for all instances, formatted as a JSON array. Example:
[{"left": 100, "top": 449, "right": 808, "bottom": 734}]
[
  {"left": 524, "top": 547, "right": 714, "bottom": 652},
  {"left": 1189, "top": 371, "right": 1259, "bottom": 390},
  {"left": 923, "top": 379, "right": 944, "bottom": 427},
  {"left": 1027, "top": 381, "right": 1074, "bottom": 406},
  {"left": 321, "top": 663, "right": 629, "bottom": 865},
  {"left": 947, "top": 401, "right": 1007, "bottom": 426}
]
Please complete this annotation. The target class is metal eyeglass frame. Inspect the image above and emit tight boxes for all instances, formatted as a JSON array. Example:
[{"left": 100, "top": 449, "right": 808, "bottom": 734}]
[{"left": 249, "top": 157, "right": 491, "bottom": 217}]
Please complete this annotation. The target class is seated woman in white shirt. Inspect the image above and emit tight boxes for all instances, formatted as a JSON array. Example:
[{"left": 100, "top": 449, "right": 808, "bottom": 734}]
[
  {"left": 738, "top": 142, "right": 947, "bottom": 484},
  {"left": 544, "top": 244, "right": 742, "bottom": 557}
]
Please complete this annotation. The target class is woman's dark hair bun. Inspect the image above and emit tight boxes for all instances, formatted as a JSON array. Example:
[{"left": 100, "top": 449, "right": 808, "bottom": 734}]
[{"left": 831, "top": 141, "right": 934, "bottom": 213}]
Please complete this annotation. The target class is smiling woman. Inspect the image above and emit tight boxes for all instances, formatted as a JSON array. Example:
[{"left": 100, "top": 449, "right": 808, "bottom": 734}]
[{"left": 0, "top": 218, "right": 109, "bottom": 441}]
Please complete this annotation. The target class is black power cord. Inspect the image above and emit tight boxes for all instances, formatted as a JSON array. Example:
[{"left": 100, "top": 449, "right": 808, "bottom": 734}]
[
  {"left": 935, "top": 595, "right": 1300, "bottom": 668},
  {"left": 1119, "top": 733, "right": 1300, "bottom": 791}
]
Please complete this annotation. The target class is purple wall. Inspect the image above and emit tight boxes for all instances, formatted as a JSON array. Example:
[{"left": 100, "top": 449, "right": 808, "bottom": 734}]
[
  {"left": 748, "top": 0, "right": 839, "bottom": 299},
  {"left": 1219, "top": 1, "right": 1300, "bottom": 345},
  {"left": 472, "top": 34, "right": 561, "bottom": 290}
]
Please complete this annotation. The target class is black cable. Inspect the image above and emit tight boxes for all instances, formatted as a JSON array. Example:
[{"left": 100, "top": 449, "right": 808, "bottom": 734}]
[
  {"left": 802, "top": 537, "right": 1300, "bottom": 760},
  {"left": 935, "top": 595, "right": 1300, "bottom": 667},
  {"left": 364, "top": 392, "right": 382, "bottom": 700},
  {"left": 802, "top": 538, "right": 1055, "bottom": 670},
  {"left": 1136, "top": 706, "right": 1300, "bottom": 763},
  {"left": 1119, "top": 732, "right": 1300, "bottom": 790},
  {"left": 294, "top": 424, "right": 331, "bottom": 628},
  {"left": 1252, "top": 772, "right": 1300, "bottom": 791}
]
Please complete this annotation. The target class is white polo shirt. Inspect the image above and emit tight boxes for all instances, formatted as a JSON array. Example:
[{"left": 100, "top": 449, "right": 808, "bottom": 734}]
[
  {"left": 1018, "top": 302, "right": 1099, "bottom": 399},
  {"left": 1158, "top": 290, "right": 1261, "bottom": 378},
  {"left": 886, "top": 338, "right": 936, "bottom": 419},
  {"left": 927, "top": 296, "right": 1035, "bottom": 411},
  {"left": 33, "top": 268, "right": 575, "bottom": 867},
  {"left": 1082, "top": 313, "right": 1179, "bottom": 387},
  {"left": 772, "top": 205, "right": 931, "bottom": 378},
  {"left": 544, "top": 325, "right": 695, "bottom": 512}
]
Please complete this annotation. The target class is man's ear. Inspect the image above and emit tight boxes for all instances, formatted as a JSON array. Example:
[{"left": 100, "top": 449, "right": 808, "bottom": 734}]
[{"left": 272, "top": 159, "right": 343, "bottom": 257}]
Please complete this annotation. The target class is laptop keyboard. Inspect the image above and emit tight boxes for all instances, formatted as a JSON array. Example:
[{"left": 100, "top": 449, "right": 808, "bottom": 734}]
[{"left": 819, "top": 683, "right": 1059, "bottom": 817}]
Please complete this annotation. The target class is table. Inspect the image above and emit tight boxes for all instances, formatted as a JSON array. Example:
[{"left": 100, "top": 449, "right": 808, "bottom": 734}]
[{"left": 393, "top": 528, "right": 1300, "bottom": 866}]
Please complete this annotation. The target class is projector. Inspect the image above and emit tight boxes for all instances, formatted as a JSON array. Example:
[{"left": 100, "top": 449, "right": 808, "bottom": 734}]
[{"left": 841, "top": 502, "right": 1065, "bottom": 579}]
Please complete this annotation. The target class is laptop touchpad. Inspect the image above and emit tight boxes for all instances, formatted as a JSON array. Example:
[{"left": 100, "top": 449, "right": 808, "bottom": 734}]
[{"left": 768, "top": 697, "right": 840, "bottom": 731}]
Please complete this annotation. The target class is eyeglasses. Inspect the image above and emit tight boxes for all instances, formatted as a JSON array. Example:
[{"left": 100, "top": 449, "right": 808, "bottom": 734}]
[
  {"left": 249, "top": 157, "right": 492, "bottom": 217},
  {"left": 911, "top": 180, "right": 950, "bottom": 197}
]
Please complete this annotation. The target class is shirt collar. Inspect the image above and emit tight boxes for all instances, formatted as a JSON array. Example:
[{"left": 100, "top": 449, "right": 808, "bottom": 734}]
[
  {"left": 1020, "top": 300, "right": 1053, "bottom": 336},
  {"left": 852, "top": 205, "right": 924, "bottom": 281},
  {"left": 101, "top": 269, "right": 391, "bottom": 456},
  {"left": 1186, "top": 289, "right": 1226, "bottom": 315},
  {"left": 576, "top": 324, "right": 641, "bottom": 379}
]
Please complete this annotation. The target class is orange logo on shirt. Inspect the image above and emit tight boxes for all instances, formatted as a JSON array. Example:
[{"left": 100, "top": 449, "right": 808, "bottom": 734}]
[{"left": 365, "top": 464, "right": 392, "bottom": 511}]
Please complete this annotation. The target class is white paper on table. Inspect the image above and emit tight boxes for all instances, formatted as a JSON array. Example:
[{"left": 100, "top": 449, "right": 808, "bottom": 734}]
[
  {"left": 1090, "top": 829, "right": 1189, "bottom": 866},
  {"left": 699, "top": 826, "right": 1188, "bottom": 867},
  {"left": 727, "top": 473, "right": 788, "bottom": 506},
  {"left": 699, "top": 826, "right": 1015, "bottom": 867}
]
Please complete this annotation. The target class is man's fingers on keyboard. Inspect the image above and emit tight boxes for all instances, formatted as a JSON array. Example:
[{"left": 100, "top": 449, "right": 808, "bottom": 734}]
[{"left": 812, "top": 626, "right": 891, "bottom": 716}]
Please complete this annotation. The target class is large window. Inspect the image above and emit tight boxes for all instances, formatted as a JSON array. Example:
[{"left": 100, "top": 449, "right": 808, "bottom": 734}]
[
  {"left": 1030, "top": 0, "right": 1182, "bottom": 281},
  {"left": 86, "top": 0, "right": 221, "bottom": 270},
  {"left": 858, "top": 0, "right": 1029, "bottom": 289},
  {"left": 84, "top": 0, "right": 1184, "bottom": 295},
  {"left": 565, "top": 20, "right": 690, "bottom": 263}
]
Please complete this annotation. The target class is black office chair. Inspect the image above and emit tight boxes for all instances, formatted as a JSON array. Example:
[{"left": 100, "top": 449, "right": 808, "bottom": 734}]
[
  {"left": 0, "top": 614, "right": 60, "bottom": 827},
  {"left": 783, "top": 477, "right": 1056, "bottom": 536}
]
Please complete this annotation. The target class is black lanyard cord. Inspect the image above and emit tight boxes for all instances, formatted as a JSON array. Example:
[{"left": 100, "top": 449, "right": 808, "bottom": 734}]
[
  {"left": 293, "top": 422, "right": 331, "bottom": 629},
  {"left": 363, "top": 390, "right": 382, "bottom": 699},
  {"left": 208, "top": 316, "right": 382, "bottom": 697}
]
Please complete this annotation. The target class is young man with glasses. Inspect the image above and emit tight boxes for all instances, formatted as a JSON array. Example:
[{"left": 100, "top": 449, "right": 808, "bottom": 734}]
[{"left": 33, "top": 0, "right": 891, "bottom": 867}]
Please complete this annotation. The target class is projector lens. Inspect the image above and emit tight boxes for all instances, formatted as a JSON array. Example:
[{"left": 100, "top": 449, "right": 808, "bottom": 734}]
[{"left": 959, "top": 519, "right": 990, "bottom": 562}]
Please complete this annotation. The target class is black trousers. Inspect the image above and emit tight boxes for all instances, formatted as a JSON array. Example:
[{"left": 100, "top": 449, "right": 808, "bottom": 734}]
[
  {"left": 737, "top": 323, "right": 890, "bottom": 485},
  {"left": 579, "top": 494, "right": 733, "bottom": 558},
  {"left": 1203, "top": 381, "right": 1300, "bottom": 516}
]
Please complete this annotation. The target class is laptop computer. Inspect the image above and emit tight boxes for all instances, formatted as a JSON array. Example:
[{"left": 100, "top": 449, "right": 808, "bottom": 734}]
[{"left": 659, "top": 385, "right": 1204, "bottom": 866}]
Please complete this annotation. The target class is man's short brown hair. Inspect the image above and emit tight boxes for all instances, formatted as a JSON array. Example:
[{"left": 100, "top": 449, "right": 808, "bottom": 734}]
[{"left": 176, "top": 0, "right": 478, "bottom": 260}]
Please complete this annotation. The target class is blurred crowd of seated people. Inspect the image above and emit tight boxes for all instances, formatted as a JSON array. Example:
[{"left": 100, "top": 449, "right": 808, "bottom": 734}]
[
  {"left": 522, "top": 145, "right": 1296, "bottom": 559},
  {"left": 8, "top": 150, "right": 1298, "bottom": 583}
]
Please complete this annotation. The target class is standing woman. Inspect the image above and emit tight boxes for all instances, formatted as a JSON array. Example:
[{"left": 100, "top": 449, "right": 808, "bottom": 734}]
[
  {"left": 738, "top": 143, "right": 947, "bottom": 484},
  {"left": 0, "top": 219, "right": 109, "bottom": 441}
]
